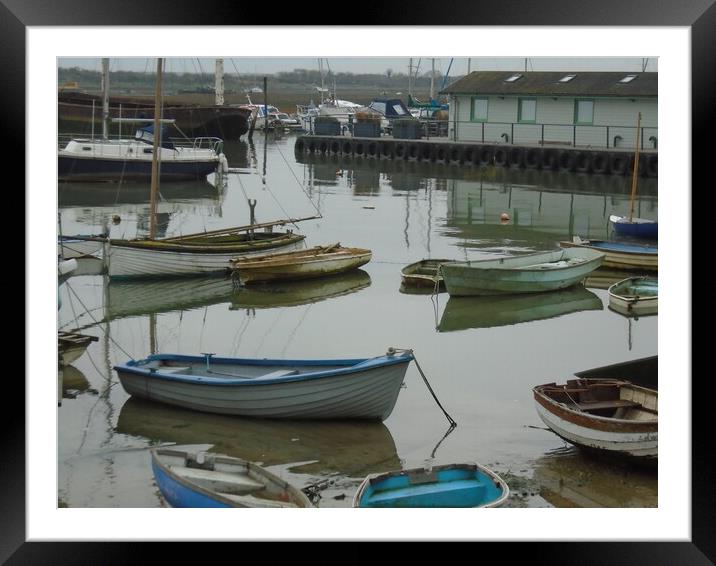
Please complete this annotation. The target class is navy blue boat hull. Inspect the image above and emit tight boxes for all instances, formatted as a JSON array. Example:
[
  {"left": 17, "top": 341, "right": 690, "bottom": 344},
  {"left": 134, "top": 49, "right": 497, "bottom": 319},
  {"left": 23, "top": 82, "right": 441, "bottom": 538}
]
[
  {"left": 58, "top": 155, "right": 217, "bottom": 182},
  {"left": 611, "top": 219, "right": 658, "bottom": 240}
]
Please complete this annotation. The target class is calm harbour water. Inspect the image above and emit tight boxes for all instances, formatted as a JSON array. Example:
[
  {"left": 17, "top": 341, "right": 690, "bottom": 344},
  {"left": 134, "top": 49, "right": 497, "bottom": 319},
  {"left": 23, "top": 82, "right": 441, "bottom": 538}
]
[{"left": 57, "top": 133, "right": 657, "bottom": 509}]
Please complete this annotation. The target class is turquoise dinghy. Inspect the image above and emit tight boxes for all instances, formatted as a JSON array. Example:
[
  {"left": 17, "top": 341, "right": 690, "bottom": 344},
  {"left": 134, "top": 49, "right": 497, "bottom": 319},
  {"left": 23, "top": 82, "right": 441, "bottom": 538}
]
[{"left": 352, "top": 462, "right": 509, "bottom": 508}]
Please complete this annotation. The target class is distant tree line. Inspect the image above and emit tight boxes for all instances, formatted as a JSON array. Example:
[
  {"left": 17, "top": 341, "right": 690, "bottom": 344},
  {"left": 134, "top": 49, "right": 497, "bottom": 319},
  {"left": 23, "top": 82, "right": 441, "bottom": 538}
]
[{"left": 58, "top": 67, "right": 461, "bottom": 94}]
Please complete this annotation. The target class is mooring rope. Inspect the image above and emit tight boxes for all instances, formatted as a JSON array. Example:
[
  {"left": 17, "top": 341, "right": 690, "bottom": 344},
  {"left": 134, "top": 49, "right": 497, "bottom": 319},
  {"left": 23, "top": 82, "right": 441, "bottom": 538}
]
[{"left": 389, "top": 347, "right": 457, "bottom": 427}]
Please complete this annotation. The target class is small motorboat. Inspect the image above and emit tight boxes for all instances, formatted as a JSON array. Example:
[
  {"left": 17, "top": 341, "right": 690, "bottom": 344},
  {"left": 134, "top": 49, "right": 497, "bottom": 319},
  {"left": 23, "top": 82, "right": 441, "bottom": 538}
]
[
  {"left": 559, "top": 237, "right": 657, "bottom": 271},
  {"left": 608, "top": 276, "right": 658, "bottom": 317},
  {"left": 352, "top": 462, "right": 509, "bottom": 508},
  {"left": 150, "top": 445, "right": 313, "bottom": 508}
]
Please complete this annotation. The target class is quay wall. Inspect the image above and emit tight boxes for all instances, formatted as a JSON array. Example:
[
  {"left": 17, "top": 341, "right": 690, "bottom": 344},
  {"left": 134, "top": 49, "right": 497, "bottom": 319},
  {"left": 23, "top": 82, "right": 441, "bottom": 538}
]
[{"left": 295, "top": 136, "right": 658, "bottom": 178}]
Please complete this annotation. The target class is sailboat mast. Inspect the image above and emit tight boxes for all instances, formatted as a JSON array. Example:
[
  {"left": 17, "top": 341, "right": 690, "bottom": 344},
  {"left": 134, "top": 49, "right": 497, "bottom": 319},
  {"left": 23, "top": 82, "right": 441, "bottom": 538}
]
[
  {"left": 628, "top": 112, "right": 642, "bottom": 222},
  {"left": 149, "top": 58, "right": 163, "bottom": 240},
  {"left": 408, "top": 58, "right": 413, "bottom": 98},
  {"left": 430, "top": 58, "right": 435, "bottom": 101},
  {"left": 101, "top": 58, "right": 110, "bottom": 139},
  {"left": 215, "top": 58, "right": 225, "bottom": 106}
]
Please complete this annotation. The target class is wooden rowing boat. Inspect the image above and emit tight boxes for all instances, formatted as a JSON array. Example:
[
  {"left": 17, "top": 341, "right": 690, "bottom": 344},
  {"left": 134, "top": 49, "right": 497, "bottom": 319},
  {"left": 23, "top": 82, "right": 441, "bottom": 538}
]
[
  {"left": 229, "top": 243, "right": 371, "bottom": 285},
  {"left": 151, "top": 445, "right": 313, "bottom": 508},
  {"left": 533, "top": 378, "right": 657, "bottom": 461},
  {"left": 441, "top": 248, "right": 604, "bottom": 296},
  {"left": 114, "top": 349, "right": 414, "bottom": 420},
  {"left": 608, "top": 276, "right": 658, "bottom": 317},
  {"left": 58, "top": 331, "right": 99, "bottom": 366},
  {"left": 352, "top": 462, "right": 509, "bottom": 508},
  {"left": 400, "top": 259, "right": 453, "bottom": 291}
]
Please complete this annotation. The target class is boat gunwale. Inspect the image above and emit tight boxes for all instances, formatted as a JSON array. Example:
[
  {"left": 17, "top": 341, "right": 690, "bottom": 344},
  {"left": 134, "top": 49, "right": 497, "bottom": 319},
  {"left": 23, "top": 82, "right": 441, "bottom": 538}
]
[
  {"left": 151, "top": 447, "right": 312, "bottom": 508},
  {"left": 607, "top": 276, "right": 658, "bottom": 303},
  {"left": 115, "top": 352, "right": 414, "bottom": 386},
  {"left": 352, "top": 462, "right": 510, "bottom": 508},
  {"left": 533, "top": 379, "right": 658, "bottom": 427}
]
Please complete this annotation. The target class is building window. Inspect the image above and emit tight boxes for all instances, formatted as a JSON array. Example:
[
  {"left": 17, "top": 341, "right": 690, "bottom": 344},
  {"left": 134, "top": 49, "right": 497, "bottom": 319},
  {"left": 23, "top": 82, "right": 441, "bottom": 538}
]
[
  {"left": 470, "top": 97, "right": 488, "bottom": 122},
  {"left": 574, "top": 99, "right": 594, "bottom": 125},
  {"left": 518, "top": 98, "right": 536, "bottom": 123}
]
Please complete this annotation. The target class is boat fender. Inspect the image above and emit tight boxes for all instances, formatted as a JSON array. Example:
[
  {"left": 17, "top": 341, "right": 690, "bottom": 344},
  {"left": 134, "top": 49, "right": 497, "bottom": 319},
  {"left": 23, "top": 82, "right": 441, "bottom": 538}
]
[
  {"left": 575, "top": 151, "right": 592, "bottom": 173},
  {"left": 558, "top": 151, "right": 575, "bottom": 172},
  {"left": 508, "top": 147, "right": 524, "bottom": 168},
  {"left": 524, "top": 148, "right": 542, "bottom": 169},
  {"left": 219, "top": 153, "right": 229, "bottom": 173},
  {"left": 494, "top": 147, "right": 508, "bottom": 167},
  {"left": 479, "top": 146, "right": 494, "bottom": 167},
  {"left": 591, "top": 152, "right": 609, "bottom": 174}
]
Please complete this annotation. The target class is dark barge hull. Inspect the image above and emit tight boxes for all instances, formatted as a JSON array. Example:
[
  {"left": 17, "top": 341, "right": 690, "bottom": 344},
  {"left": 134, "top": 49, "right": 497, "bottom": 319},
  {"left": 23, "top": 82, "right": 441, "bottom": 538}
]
[{"left": 58, "top": 92, "right": 252, "bottom": 140}]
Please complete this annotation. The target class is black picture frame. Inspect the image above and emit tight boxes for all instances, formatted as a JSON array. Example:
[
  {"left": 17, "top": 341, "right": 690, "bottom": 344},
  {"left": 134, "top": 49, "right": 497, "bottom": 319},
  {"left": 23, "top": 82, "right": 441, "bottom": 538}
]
[{"left": 11, "top": 1, "right": 707, "bottom": 563}]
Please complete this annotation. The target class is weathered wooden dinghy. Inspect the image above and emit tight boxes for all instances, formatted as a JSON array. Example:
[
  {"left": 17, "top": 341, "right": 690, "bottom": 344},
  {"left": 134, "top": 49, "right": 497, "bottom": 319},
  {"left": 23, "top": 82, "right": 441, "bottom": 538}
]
[{"left": 533, "top": 378, "right": 657, "bottom": 461}]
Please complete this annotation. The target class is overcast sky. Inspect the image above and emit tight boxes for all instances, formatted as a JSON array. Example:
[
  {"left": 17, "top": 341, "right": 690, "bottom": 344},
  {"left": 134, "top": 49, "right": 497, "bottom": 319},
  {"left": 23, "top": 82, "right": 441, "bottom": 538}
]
[{"left": 58, "top": 57, "right": 658, "bottom": 76}]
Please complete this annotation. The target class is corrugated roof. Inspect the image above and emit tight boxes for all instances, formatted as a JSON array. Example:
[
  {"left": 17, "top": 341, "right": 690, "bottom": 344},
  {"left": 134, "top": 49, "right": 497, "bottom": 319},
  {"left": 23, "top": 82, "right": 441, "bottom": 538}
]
[{"left": 440, "top": 71, "right": 657, "bottom": 97}]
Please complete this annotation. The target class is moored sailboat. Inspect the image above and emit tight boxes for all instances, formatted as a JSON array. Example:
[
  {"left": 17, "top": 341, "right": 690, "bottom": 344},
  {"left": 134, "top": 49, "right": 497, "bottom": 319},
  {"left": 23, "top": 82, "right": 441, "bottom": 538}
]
[{"left": 61, "top": 58, "right": 312, "bottom": 279}]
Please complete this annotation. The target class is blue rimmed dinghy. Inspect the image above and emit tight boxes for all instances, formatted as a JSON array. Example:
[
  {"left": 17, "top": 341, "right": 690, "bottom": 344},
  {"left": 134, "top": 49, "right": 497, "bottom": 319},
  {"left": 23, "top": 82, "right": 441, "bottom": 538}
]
[
  {"left": 352, "top": 462, "right": 509, "bottom": 508},
  {"left": 151, "top": 445, "right": 313, "bottom": 508},
  {"left": 559, "top": 237, "right": 657, "bottom": 271},
  {"left": 114, "top": 349, "right": 414, "bottom": 420}
]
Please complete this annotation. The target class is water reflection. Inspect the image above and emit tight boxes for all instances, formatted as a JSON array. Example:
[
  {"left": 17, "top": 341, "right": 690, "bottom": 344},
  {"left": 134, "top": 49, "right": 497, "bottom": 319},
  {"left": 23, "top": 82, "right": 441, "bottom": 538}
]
[
  {"left": 102, "top": 270, "right": 371, "bottom": 321},
  {"left": 58, "top": 179, "right": 221, "bottom": 207},
  {"left": 116, "top": 397, "right": 400, "bottom": 476},
  {"left": 297, "top": 152, "right": 658, "bottom": 197},
  {"left": 230, "top": 270, "right": 371, "bottom": 310},
  {"left": 438, "top": 286, "right": 603, "bottom": 332},
  {"left": 104, "top": 276, "right": 235, "bottom": 320},
  {"left": 61, "top": 364, "right": 91, "bottom": 398},
  {"left": 532, "top": 447, "right": 657, "bottom": 508}
]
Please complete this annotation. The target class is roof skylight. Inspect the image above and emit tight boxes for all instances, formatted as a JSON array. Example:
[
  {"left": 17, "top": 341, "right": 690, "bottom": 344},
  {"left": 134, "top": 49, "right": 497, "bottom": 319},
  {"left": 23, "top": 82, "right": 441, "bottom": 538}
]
[
  {"left": 504, "top": 74, "right": 523, "bottom": 83},
  {"left": 559, "top": 74, "right": 576, "bottom": 83},
  {"left": 619, "top": 75, "right": 638, "bottom": 83}
]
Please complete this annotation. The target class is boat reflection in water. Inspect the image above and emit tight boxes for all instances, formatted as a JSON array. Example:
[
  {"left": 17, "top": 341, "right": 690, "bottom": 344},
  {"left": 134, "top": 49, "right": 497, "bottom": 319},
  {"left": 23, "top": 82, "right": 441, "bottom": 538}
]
[
  {"left": 438, "top": 285, "right": 603, "bottom": 332},
  {"left": 61, "top": 364, "right": 91, "bottom": 399},
  {"left": 103, "top": 270, "right": 371, "bottom": 321},
  {"left": 532, "top": 447, "right": 657, "bottom": 508},
  {"left": 583, "top": 267, "right": 653, "bottom": 291},
  {"left": 58, "top": 179, "right": 221, "bottom": 208},
  {"left": 104, "top": 276, "right": 235, "bottom": 321},
  {"left": 116, "top": 397, "right": 400, "bottom": 476},
  {"left": 229, "top": 269, "right": 371, "bottom": 310}
]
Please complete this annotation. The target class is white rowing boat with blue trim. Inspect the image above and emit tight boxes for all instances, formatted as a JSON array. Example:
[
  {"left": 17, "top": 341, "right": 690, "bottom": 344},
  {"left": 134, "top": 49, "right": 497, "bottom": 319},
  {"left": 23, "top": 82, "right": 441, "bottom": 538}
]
[{"left": 114, "top": 349, "right": 414, "bottom": 420}]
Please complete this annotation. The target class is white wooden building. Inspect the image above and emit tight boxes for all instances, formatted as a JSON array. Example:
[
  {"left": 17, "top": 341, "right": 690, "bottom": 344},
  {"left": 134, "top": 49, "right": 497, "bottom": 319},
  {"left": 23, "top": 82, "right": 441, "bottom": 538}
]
[{"left": 440, "top": 71, "right": 657, "bottom": 150}]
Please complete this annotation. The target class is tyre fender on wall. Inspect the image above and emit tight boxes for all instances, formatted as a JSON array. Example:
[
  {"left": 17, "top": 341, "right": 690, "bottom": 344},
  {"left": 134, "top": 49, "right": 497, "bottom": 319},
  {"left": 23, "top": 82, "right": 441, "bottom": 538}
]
[
  {"left": 558, "top": 150, "right": 576, "bottom": 172},
  {"left": 524, "top": 147, "right": 542, "bottom": 169},
  {"left": 494, "top": 147, "right": 508, "bottom": 166}
]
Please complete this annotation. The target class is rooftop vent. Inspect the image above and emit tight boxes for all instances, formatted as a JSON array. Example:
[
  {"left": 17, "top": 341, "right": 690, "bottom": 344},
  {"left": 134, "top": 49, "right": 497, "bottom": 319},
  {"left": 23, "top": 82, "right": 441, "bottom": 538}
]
[
  {"left": 504, "top": 74, "right": 523, "bottom": 83},
  {"left": 618, "top": 74, "right": 638, "bottom": 84},
  {"left": 558, "top": 74, "right": 576, "bottom": 83}
]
